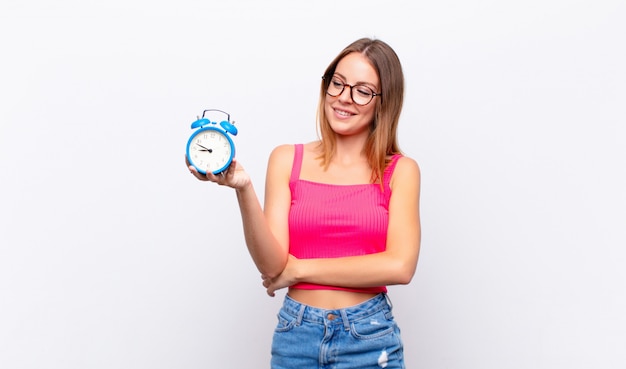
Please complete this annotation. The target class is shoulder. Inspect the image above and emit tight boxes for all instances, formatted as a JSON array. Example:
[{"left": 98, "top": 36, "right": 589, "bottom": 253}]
[
  {"left": 267, "top": 144, "right": 295, "bottom": 172},
  {"left": 269, "top": 141, "right": 320, "bottom": 161},
  {"left": 390, "top": 156, "right": 421, "bottom": 191},
  {"left": 267, "top": 141, "right": 321, "bottom": 172},
  {"left": 395, "top": 156, "right": 420, "bottom": 173},
  {"left": 265, "top": 144, "right": 296, "bottom": 189},
  {"left": 268, "top": 144, "right": 295, "bottom": 162}
]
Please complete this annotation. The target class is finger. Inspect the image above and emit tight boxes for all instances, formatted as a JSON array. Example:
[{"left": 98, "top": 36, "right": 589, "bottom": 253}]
[
  {"left": 188, "top": 165, "right": 209, "bottom": 181},
  {"left": 227, "top": 160, "right": 238, "bottom": 175},
  {"left": 185, "top": 155, "right": 197, "bottom": 176},
  {"left": 205, "top": 172, "right": 221, "bottom": 182},
  {"left": 221, "top": 165, "right": 233, "bottom": 178},
  {"left": 207, "top": 172, "right": 224, "bottom": 184}
]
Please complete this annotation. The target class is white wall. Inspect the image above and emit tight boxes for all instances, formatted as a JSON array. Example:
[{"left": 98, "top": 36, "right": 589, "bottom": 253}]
[{"left": 1, "top": 1, "right": 624, "bottom": 368}]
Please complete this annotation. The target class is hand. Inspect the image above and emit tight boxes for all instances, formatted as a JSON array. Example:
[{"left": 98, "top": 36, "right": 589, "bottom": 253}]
[
  {"left": 186, "top": 157, "right": 251, "bottom": 190},
  {"left": 262, "top": 255, "right": 300, "bottom": 297}
]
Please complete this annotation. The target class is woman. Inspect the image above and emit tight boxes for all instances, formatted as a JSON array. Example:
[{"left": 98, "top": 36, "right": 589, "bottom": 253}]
[{"left": 188, "top": 38, "right": 421, "bottom": 369}]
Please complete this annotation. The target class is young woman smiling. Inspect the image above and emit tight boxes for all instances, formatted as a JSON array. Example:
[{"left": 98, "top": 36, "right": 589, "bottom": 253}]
[{"left": 188, "top": 38, "right": 421, "bottom": 369}]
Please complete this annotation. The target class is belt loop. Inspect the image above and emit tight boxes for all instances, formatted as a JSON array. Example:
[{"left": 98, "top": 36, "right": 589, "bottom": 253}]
[
  {"left": 384, "top": 293, "right": 393, "bottom": 310},
  {"left": 340, "top": 309, "right": 350, "bottom": 331},
  {"left": 383, "top": 293, "right": 394, "bottom": 319},
  {"left": 296, "top": 304, "right": 306, "bottom": 326}
]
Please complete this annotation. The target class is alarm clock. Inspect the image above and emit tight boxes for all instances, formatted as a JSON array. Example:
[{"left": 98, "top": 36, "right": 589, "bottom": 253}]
[{"left": 186, "top": 109, "right": 238, "bottom": 175}]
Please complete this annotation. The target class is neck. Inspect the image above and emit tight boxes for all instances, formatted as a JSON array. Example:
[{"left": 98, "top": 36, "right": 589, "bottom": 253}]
[{"left": 332, "top": 133, "right": 369, "bottom": 165}]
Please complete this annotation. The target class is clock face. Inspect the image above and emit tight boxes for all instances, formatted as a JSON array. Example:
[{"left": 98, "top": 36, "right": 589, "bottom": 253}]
[{"left": 187, "top": 128, "right": 234, "bottom": 174}]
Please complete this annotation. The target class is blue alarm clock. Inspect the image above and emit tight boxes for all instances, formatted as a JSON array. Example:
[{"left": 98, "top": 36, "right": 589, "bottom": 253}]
[{"left": 186, "top": 109, "right": 238, "bottom": 175}]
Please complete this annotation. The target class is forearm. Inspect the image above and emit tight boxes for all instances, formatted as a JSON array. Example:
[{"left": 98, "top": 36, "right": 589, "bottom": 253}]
[
  {"left": 295, "top": 250, "right": 418, "bottom": 288},
  {"left": 235, "top": 183, "right": 288, "bottom": 278}
]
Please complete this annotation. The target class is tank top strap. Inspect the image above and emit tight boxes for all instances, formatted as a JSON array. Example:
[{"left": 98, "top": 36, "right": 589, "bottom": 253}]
[
  {"left": 383, "top": 154, "right": 403, "bottom": 190},
  {"left": 290, "top": 144, "right": 304, "bottom": 184}
]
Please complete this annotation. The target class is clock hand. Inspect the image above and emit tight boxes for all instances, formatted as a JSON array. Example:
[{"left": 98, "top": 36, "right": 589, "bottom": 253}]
[{"left": 196, "top": 143, "right": 213, "bottom": 153}]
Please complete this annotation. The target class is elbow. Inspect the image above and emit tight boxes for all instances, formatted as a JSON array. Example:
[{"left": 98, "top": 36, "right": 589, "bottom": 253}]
[
  {"left": 394, "top": 270, "right": 415, "bottom": 285},
  {"left": 260, "top": 268, "right": 282, "bottom": 280},
  {"left": 258, "top": 255, "right": 289, "bottom": 280},
  {"left": 258, "top": 263, "right": 283, "bottom": 279},
  {"left": 389, "top": 259, "right": 417, "bottom": 285}
]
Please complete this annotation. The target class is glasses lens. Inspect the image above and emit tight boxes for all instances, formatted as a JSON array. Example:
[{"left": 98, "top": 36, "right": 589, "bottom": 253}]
[
  {"left": 352, "top": 85, "right": 374, "bottom": 105},
  {"left": 327, "top": 78, "right": 344, "bottom": 97}
]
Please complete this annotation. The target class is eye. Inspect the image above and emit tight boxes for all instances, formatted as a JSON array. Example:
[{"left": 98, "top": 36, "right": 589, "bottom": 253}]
[
  {"left": 355, "top": 85, "right": 374, "bottom": 97},
  {"left": 331, "top": 79, "right": 344, "bottom": 88}
]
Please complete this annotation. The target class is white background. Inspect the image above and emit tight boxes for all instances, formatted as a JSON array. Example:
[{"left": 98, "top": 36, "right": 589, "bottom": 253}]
[{"left": 1, "top": 1, "right": 625, "bottom": 368}]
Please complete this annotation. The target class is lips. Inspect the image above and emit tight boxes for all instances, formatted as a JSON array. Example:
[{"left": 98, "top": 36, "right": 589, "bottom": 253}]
[{"left": 333, "top": 108, "right": 355, "bottom": 117}]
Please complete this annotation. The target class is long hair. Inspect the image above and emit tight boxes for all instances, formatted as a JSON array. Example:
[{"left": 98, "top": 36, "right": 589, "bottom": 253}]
[{"left": 316, "top": 38, "right": 405, "bottom": 187}]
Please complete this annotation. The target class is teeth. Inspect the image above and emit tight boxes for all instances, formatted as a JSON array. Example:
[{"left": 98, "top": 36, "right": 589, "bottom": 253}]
[{"left": 336, "top": 109, "right": 351, "bottom": 116}]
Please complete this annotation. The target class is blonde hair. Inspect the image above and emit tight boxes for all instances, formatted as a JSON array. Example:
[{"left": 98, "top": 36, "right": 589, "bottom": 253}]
[{"left": 316, "top": 38, "right": 405, "bottom": 187}]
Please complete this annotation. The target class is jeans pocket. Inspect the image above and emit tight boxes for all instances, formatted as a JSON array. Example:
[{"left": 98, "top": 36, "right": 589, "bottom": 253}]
[
  {"left": 349, "top": 310, "right": 396, "bottom": 340},
  {"left": 274, "top": 310, "right": 298, "bottom": 333}
]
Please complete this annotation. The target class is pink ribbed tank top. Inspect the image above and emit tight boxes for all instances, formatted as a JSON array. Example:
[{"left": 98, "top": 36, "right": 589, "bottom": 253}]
[{"left": 288, "top": 144, "right": 402, "bottom": 293}]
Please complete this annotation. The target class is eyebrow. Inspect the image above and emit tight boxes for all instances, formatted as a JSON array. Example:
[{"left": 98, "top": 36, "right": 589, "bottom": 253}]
[{"left": 333, "top": 72, "right": 379, "bottom": 90}]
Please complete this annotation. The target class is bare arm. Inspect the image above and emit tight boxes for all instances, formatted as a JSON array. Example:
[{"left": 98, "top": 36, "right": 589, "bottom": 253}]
[
  {"left": 187, "top": 145, "right": 293, "bottom": 279},
  {"left": 263, "top": 157, "right": 421, "bottom": 295},
  {"left": 234, "top": 145, "right": 293, "bottom": 278}
]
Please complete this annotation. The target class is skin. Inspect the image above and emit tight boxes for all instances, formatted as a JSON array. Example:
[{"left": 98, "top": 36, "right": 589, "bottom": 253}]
[{"left": 188, "top": 52, "right": 421, "bottom": 309}]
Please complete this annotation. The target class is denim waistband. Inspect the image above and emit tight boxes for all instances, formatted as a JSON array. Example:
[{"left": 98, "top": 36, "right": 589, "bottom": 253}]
[{"left": 280, "top": 293, "right": 393, "bottom": 330}]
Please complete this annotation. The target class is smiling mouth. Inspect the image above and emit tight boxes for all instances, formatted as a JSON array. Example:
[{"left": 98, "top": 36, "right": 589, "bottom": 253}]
[{"left": 334, "top": 108, "right": 354, "bottom": 117}]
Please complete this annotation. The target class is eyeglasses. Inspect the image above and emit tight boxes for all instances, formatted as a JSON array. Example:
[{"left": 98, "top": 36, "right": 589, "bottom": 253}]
[{"left": 324, "top": 76, "right": 381, "bottom": 106}]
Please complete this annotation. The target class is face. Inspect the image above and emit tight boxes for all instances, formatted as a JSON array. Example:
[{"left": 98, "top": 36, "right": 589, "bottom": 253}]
[{"left": 324, "top": 52, "right": 380, "bottom": 138}]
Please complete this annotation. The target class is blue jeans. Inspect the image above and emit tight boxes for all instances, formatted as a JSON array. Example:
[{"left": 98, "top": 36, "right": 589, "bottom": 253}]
[{"left": 271, "top": 293, "right": 405, "bottom": 369}]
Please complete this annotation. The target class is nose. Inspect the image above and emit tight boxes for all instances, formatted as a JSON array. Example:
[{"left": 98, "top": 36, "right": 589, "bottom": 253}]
[{"left": 337, "top": 85, "right": 353, "bottom": 104}]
